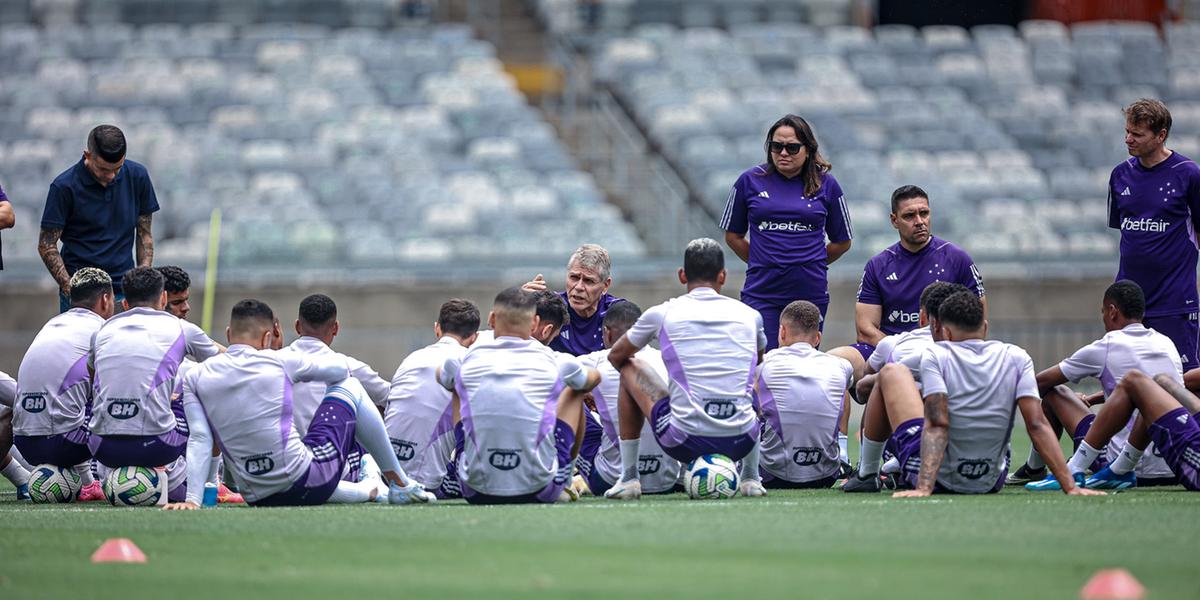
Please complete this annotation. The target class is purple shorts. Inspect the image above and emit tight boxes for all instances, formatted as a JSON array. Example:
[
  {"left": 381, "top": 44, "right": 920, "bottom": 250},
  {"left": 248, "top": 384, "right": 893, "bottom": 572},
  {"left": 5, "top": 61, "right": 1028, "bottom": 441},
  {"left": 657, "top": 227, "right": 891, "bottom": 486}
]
[
  {"left": 1147, "top": 408, "right": 1200, "bottom": 492},
  {"left": 1072, "top": 414, "right": 1110, "bottom": 472},
  {"left": 252, "top": 397, "right": 359, "bottom": 507},
  {"left": 573, "top": 414, "right": 603, "bottom": 478},
  {"left": 89, "top": 398, "right": 189, "bottom": 468},
  {"left": 15, "top": 426, "right": 92, "bottom": 467},
  {"left": 850, "top": 342, "right": 876, "bottom": 364},
  {"left": 462, "top": 419, "right": 575, "bottom": 505},
  {"left": 887, "top": 418, "right": 1004, "bottom": 494},
  {"left": 650, "top": 397, "right": 757, "bottom": 464},
  {"left": 1144, "top": 312, "right": 1200, "bottom": 370}
]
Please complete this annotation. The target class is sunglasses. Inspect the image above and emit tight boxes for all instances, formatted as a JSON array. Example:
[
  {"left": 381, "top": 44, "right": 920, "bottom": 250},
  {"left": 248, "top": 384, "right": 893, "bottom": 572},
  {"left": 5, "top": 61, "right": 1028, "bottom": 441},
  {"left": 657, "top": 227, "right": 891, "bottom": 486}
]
[{"left": 767, "top": 141, "right": 805, "bottom": 155}]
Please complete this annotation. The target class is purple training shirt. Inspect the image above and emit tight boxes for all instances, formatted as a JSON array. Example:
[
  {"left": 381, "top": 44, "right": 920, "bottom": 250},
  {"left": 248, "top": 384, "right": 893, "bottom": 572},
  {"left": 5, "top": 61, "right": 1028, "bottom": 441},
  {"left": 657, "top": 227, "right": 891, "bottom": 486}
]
[
  {"left": 858, "top": 236, "right": 985, "bottom": 336},
  {"left": 549, "top": 292, "right": 624, "bottom": 357}
]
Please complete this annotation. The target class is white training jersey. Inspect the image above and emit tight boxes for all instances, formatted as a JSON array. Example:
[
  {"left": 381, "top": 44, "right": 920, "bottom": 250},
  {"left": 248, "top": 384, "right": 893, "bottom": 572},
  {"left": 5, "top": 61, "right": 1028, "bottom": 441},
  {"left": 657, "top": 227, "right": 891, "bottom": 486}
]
[
  {"left": 756, "top": 343, "right": 852, "bottom": 483},
  {"left": 281, "top": 336, "right": 389, "bottom": 434},
  {"left": 1058, "top": 323, "right": 1181, "bottom": 478},
  {"left": 179, "top": 344, "right": 351, "bottom": 503},
  {"left": 439, "top": 336, "right": 589, "bottom": 497},
  {"left": 580, "top": 347, "right": 682, "bottom": 492},
  {"left": 869, "top": 326, "right": 935, "bottom": 379},
  {"left": 625, "top": 287, "right": 766, "bottom": 438},
  {"left": 384, "top": 336, "right": 469, "bottom": 489},
  {"left": 14, "top": 309, "right": 104, "bottom": 436},
  {"left": 89, "top": 307, "right": 220, "bottom": 436},
  {"left": 0, "top": 371, "right": 14, "bottom": 408},
  {"left": 920, "top": 339, "right": 1040, "bottom": 494}
]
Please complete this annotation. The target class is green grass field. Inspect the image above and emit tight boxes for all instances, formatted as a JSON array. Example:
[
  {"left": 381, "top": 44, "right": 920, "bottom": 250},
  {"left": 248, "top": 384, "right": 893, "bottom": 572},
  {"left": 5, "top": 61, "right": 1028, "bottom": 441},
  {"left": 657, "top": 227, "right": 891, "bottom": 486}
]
[{"left": 3, "top": 430, "right": 1199, "bottom": 599}]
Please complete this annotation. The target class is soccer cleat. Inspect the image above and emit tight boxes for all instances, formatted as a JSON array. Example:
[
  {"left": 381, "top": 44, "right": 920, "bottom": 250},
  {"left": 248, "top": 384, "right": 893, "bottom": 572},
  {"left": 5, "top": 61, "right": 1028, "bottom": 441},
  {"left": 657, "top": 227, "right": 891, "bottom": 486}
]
[
  {"left": 558, "top": 485, "right": 580, "bottom": 503},
  {"left": 15, "top": 482, "right": 30, "bottom": 501},
  {"left": 388, "top": 479, "right": 436, "bottom": 505},
  {"left": 1084, "top": 466, "right": 1137, "bottom": 490},
  {"left": 1024, "top": 472, "right": 1085, "bottom": 492},
  {"left": 879, "top": 471, "right": 900, "bottom": 491},
  {"left": 738, "top": 479, "right": 767, "bottom": 497},
  {"left": 838, "top": 461, "right": 854, "bottom": 480},
  {"left": 571, "top": 474, "right": 590, "bottom": 497},
  {"left": 1004, "top": 463, "right": 1047, "bottom": 486},
  {"left": 77, "top": 480, "right": 104, "bottom": 502},
  {"left": 216, "top": 483, "right": 245, "bottom": 504},
  {"left": 842, "top": 472, "right": 881, "bottom": 493},
  {"left": 603, "top": 479, "right": 641, "bottom": 500}
]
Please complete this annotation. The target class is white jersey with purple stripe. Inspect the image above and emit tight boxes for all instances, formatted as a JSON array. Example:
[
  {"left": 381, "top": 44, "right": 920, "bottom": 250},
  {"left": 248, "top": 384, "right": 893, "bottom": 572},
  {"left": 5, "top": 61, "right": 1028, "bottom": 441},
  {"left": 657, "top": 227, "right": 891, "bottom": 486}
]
[
  {"left": 580, "top": 347, "right": 681, "bottom": 492},
  {"left": 919, "top": 339, "right": 1039, "bottom": 493},
  {"left": 625, "top": 287, "right": 766, "bottom": 438},
  {"left": 281, "top": 337, "right": 390, "bottom": 434},
  {"left": 755, "top": 343, "right": 851, "bottom": 482},
  {"left": 14, "top": 309, "right": 104, "bottom": 436},
  {"left": 89, "top": 307, "right": 220, "bottom": 436},
  {"left": 179, "top": 344, "right": 351, "bottom": 503},
  {"left": 1058, "top": 323, "right": 1181, "bottom": 478},
  {"left": 438, "top": 336, "right": 589, "bottom": 497},
  {"left": 384, "top": 336, "right": 469, "bottom": 489},
  {"left": 868, "top": 326, "right": 935, "bottom": 379}
]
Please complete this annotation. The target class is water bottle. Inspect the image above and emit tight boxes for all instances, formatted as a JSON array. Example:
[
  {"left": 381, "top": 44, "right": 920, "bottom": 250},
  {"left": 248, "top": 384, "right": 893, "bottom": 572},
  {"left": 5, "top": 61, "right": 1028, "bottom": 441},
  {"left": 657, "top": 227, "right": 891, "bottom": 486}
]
[{"left": 202, "top": 482, "right": 218, "bottom": 507}]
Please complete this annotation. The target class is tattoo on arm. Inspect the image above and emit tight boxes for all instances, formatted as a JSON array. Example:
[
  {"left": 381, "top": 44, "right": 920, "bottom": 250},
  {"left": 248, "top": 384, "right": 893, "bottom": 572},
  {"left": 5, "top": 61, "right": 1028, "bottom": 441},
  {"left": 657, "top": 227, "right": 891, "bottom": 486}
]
[
  {"left": 915, "top": 393, "right": 950, "bottom": 491},
  {"left": 38, "top": 228, "right": 70, "bottom": 290},
  {"left": 634, "top": 363, "right": 669, "bottom": 400},
  {"left": 136, "top": 214, "right": 154, "bottom": 267}
]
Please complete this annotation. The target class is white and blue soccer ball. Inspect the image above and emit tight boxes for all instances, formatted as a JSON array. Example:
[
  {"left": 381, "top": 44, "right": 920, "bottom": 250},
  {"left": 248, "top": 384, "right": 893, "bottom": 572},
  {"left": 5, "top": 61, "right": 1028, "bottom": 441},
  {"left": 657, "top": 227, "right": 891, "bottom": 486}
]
[
  {"left": 28, "top": 464, "right": 82, "bottom": 503},
  {"left": 103, "top": 466, "right": 167, "bottom": 507},
  {"left": 685, "top": 454, "right": 738, "bottom": 499}
]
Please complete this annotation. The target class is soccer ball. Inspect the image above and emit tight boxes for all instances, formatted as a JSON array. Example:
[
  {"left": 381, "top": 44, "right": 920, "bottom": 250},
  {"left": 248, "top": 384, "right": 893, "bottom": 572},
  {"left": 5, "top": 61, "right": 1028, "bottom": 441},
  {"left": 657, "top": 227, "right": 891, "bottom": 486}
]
[
  {"left": 28, "top": 464, "right": 82, "bottom": 503},
  {"left": 103, "top": 466, "right": 167, "bottom": 507},
  {"left": 685, "top": 454, "right": 738, "bottom": 499}
]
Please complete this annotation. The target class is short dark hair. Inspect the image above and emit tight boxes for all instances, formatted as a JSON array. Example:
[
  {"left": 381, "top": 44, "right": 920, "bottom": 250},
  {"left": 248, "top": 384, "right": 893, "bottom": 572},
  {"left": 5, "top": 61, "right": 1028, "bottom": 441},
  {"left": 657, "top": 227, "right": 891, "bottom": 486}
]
[
  {"left": 920, "top": 282, "right": 968, "bottom": 321},
  {"left": 438, "top": 299, "right": 481, "bottom": 338},
  {"left": 684, "top": 238, "right": 724, "bottom": 283},
  {"left": 1104, "top": 280, "right": 1146, "bottom": 321},
  {"left": 87, "top": 124, "right": 126, "bottom": 163},
  {"left": 69, "top": 267, "right": 113, "bottom": 308},
  {"left": 534, "top": 290, "right": 570, "bottom": 330},
  {"left": 298, "top": 294, "right": 337, "bottom": 328},
  {"left": 122, "top": 266, "right": 164, "bottom": 306},
  {"left": 1124, "top": 98, "right": 1171, "bottom": 136},
  {"left": 230, "top": 299, "right": 275, "bottom": 338},
  {"left": 155, "top": 265, "right": 190, "bottom": 294},
  {"left": 781, "top": 300, "right": 822, "bottom": 334},
  {"left": 890, "top": 185, "right": 929, "bottom": 214},
  {"left": 936, "top": 290, "right": 984, "bottom": 330},
  {"left": 494, "top": 286, "right": 537, "bottom": 314},
  {"left": 602, "top": 300, "right": 641, "bottom": 334}
]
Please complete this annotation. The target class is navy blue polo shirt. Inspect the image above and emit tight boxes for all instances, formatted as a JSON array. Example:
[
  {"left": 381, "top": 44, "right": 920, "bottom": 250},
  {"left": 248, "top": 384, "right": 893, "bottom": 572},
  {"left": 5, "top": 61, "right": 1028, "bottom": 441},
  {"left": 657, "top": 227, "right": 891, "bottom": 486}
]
[{"left": 41, "top": 158, "right": 159, "bottom": 290}]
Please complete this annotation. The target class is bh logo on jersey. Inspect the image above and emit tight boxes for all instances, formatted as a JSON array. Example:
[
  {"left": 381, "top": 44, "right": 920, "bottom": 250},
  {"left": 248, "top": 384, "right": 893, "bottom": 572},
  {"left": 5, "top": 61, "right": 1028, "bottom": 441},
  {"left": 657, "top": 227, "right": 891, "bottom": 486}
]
[
  {"left": 888, "top": 310, "right": 919, "bottom": 324},
  {"left": 107, "top": 399, "right": 140, "bottom": 420},
  {"left": 638, "top": 456, "right": 661, "bottom": 475},
  {"left": 956, "top": 459, "right": 990, "bottom": 480},
  {"left": 245, "top": 456, "right": 276, "bottom": 475},
  {"left": 791, "top": 447, "right": 822, "bottom": 466},
  {"left": 704, "top": 399, "right": 737, "bottom": 420},
  {"left": 391, "top": 439, "right": 416, "bottom": 462},
  {"left": 489, "top": 450, "right": 521, "bottom": 470},
  {"left": 21, "top": 394, "right": 46, "bottom": 413}
]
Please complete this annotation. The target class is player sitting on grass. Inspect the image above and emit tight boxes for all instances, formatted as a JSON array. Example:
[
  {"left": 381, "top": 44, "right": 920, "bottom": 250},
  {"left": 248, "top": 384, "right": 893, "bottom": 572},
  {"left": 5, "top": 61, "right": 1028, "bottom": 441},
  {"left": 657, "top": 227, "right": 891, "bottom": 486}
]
[
  {"left": 165, "top": 299, "right": 433, "bottom": 508},
  {"left": 12, "top": 268, "right": 115, "bottom": 501},
  {"left": 847, "top": 291, "right": 1102, "bottom": 496},
  {"left": 1, "top": 370, "right": 32, "bottom": 499},
  {"left": 604, "top": 238, "right": 768, "bottom": 500},
  {"left": 384, "top": 299, "right": 479, "bottom": 499},
  {"left": 1019, "top": 281, "right": 1181, "bottom": 489},
  {"left": 1031, "top": 369, "right": 1200, "bottom": 492},
  {"left": 577, "top": 301, "right": 682, "bottom": 496},
  {"left": 437, "top": 287, "right": 600, "bottom": 504},
  {"left": 88, "top": 266, "right": 222, "bottom": 502},
  {"left": 754, "top": 300, "right": 852, "bottom": 489}
]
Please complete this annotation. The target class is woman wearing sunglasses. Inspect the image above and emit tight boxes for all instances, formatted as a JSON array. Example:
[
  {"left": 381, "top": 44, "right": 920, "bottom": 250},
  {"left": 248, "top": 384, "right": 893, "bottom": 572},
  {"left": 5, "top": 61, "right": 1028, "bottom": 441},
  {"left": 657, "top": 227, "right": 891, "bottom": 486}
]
[{"left": 720, "top": 114, "right": 853, "bottom": 351}]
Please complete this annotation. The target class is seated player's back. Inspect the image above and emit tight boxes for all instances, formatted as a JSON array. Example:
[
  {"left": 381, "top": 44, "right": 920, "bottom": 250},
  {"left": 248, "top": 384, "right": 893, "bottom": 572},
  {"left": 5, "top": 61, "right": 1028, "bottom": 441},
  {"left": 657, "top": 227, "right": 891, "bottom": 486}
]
[
  {"left": 386, "top": 337, "right": 468, "bottom": 489},
  {"left": 922, "top": 339, "right": 1037, "bottom": 492},
  {"left": 451, "top": 336, "right": 576, "bottom": 496},
  {"left": 90, "top": 307, "right": 217, "bottom": 436},
  {"left": 757, "top": 343, "right": 851, "bottom": 483},
  {"left": 582, "top": 346, "right": 681, "bottom": 492},
  {"left": 15, "top": 308, "right": 102, "bottom": 436}
]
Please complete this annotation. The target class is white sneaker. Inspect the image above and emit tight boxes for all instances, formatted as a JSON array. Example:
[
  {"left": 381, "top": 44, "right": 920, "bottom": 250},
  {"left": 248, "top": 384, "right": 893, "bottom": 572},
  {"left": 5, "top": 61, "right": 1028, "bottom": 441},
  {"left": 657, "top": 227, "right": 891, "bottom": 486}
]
[
  {"left": 739, "top": 479, "right": 767, "bottom": 497},
  {"left": 603, "top": 479, "right": 642, "bottom": 500},
  {"left": 359, "top": 454, "right": 382, "bottom": 484},
  {"left": 388, "top": 479, "right": 436, "bottom": 505}
]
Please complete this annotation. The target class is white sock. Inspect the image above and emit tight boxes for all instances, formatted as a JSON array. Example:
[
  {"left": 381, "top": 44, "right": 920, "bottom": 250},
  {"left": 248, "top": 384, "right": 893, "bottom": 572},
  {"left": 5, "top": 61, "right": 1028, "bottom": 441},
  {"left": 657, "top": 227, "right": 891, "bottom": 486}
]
[
  {"left": 838, "top": 433, "right": 849, "bottom": 462},
  {"left": 2, "top": 458, "right": 30, "bottom": 487},
  {"left": 327, "top": 478, "right": 378, "bottom": 504},
  {"left": 8, "top": 446, "right": 32, "bottom": 470},
  {"left": 740, "top": 440, "right": 761, "bottom": 481},
  {"left": 331, "top": 378, "right": 411, "bottom": 483},
  {"left": 1026, "top": 449, "right": 1046, "bottom": 470},
  {"left": 881, "top": 456, "right": 900, "bottom": 474},
  {"left": 73, "top": 463, "right": 95, "bottom": 486},
  {"left": 1109, "top": 444, "right": 1144, "bottom": 475},
  {"left": 1067, "top": 441, "right": 1101, "bottom": 474},
  {"left": 619, "top": 438, "right": 640, "bottom": 482},
  {"left": 858, "top": 438, "right": 885, "bottom": 477},
  {"left": 207, "top": 457, "right": 221, "bottom": 485}
]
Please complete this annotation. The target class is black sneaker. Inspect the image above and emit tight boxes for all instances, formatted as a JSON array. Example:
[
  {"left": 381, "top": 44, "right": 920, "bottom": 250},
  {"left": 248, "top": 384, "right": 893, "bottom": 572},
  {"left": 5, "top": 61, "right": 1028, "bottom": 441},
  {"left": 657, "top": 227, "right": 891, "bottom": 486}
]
[
  {"left": 838, "top": 460, "right": 854, "bottom": 480},
  {"left": 842, "top": 471, "right": 882, "bottom": 493},
  {"left": 879, "top": 471, "right": 899, "bottom": 490},
  {"left": 1004, "top": 463, "right": 1047, "bottom": 486}
]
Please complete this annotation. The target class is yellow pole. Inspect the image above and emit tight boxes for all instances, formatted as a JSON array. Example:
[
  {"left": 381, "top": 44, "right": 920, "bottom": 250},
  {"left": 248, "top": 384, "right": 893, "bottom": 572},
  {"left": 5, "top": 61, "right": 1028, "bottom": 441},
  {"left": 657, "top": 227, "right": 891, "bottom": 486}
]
[{"left": 201, "top": 208, "right": 221, "bottom": 335}]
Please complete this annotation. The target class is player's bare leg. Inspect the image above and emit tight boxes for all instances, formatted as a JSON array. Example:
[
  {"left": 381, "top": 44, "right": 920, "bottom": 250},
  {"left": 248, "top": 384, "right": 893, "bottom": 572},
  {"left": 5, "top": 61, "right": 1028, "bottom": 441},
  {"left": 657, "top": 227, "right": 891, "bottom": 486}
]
[
  {"left": 846, "top": 364, "right": 922, "bottom": 492},
  {"left": 606, "top": 357, "right": 668, "bottom": 500}
]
